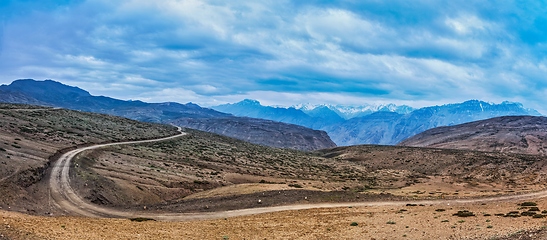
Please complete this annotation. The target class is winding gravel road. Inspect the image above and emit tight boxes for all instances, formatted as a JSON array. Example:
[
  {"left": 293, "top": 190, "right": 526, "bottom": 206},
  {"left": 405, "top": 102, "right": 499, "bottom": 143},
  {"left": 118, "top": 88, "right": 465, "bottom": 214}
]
[{"left": 48, "top": 127, "right": 547, "bottom": 221}]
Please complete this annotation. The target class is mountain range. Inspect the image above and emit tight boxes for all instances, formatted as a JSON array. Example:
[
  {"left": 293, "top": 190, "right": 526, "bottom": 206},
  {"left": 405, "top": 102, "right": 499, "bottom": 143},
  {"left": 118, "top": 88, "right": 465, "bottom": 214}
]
[
  {"left": 212, "top": 99, "right": 541, "bottom": 146},
  {"left": 294, "top": 103, "right": 415, "bottom": 119},
  {"left": 1, "top": 79, "right": 542, "bottom": 148},
  {"left": 0, "top": 79, "right": 336, "bottom": 151}
]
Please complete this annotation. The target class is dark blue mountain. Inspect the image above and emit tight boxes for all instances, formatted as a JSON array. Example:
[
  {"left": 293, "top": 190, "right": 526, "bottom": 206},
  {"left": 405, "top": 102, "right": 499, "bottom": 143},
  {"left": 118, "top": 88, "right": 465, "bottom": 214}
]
[
  {"left": 0, "top": 79, "right": 228, "bottom": 122},
  {"left": 212, "top": 99, "right": 344, "bottom": 129}
]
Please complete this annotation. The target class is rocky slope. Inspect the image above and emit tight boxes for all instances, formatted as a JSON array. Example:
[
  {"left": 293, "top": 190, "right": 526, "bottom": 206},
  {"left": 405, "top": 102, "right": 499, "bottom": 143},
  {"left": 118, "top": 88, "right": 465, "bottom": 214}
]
[
  {"left": 172, "top": 117, "right": 336, "bottom": 151},
  {"left": 0, "top": 80, "right": 336, "bottom": 150},
  {"left": 399, "top": 115, "right": 547, "bottom": 155},
  {"left": 0, "top": 103, "right": 177, "bottom": 213}
]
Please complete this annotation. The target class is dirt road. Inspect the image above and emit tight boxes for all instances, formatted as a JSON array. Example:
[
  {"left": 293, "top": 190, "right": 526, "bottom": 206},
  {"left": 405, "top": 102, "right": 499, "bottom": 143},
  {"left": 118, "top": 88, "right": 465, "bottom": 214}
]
[{"left": 48, "top": 127, "right": 547, "bottom": 222}]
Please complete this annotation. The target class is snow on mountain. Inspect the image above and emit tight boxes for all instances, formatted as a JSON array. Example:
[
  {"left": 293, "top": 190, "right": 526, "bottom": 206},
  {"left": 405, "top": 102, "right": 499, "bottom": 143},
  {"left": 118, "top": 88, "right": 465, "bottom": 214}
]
[{"left": 293, "top": 103, "right": 414, "bottom": 119}]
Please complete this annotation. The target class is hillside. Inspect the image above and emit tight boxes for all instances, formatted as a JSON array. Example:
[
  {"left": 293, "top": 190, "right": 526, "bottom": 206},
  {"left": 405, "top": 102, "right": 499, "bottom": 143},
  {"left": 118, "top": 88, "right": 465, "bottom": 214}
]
[
  {"left": 0, "top": 79, "right": 336, "bottom": 151},
  {"left": 0, "top": 103, "right": 177, "bottom": 212},
  {"left": 399, "top": 116, "right": 547, "bottom": 155},
  {"left": 172, "top": 117, "right": 336, "bottom": 151},
  {"left": 69, "top": 127, "right": 547, "bottom": 213}
]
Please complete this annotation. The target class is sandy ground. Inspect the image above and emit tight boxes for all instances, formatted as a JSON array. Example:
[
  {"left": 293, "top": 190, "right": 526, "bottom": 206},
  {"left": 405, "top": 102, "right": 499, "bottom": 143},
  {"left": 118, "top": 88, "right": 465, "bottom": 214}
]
[{"left": 2, "top": 196, "right": 547, "bottom": 240}]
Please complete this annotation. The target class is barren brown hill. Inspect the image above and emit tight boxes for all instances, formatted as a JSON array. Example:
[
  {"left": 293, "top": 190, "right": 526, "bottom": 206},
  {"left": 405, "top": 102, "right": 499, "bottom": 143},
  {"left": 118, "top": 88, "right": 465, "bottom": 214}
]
[
  {"left": 399, "top": 116, "right": 547, "bottom": 155},
  {"left": 172, "top": 117, "right": 336, "bottom": 151},
  {"left": 71, "top": 130, "right": 547, "bottom": 215},
  {"left": 0, "top": 103, "right": 178, "bottom": 213}
]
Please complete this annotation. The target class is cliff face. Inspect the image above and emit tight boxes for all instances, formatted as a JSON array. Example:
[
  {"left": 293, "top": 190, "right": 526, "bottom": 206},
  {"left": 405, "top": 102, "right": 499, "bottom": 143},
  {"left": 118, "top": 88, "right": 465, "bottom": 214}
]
[{"left": 173, "top": 117, "right": 336, "bottom": 151}]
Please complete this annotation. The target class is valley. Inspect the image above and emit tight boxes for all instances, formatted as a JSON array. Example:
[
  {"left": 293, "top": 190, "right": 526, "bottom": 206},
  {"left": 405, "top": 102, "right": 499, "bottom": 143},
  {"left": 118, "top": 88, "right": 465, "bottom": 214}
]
[{"left": 2, "top": 102, "right": 547, "bottom": 239}]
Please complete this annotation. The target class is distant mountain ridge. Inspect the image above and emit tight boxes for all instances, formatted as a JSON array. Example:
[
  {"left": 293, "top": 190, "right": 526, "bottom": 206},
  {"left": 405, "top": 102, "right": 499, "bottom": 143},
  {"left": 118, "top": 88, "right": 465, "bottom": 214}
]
[
  {"left": 294, "top": 103, "right": 415, "bottom": 119},
  {"left": 0, "top": 79, "right": 336, "bottom": 151},
  {"left": 212, "top": 99, "right": 344, "bottom": 129},
  {"left": 212, "top": 99, "right": 541, "bottom": 146}
]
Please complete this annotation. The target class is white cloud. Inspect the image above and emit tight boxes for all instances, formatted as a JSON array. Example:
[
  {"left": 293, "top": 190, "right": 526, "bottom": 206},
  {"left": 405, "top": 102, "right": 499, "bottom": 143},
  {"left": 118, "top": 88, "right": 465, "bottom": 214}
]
[{"left": 1, "top": 0, "right": 547, "bottom": 114}]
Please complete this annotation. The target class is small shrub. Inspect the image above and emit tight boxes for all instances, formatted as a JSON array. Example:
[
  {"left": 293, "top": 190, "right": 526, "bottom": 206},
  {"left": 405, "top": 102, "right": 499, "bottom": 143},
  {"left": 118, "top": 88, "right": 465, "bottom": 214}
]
[
  {"left": 533, "top": 214, "right": 546, "bottom": 219},
  {"left": 193, "top": 180, "right": 209, "bottom": 185},
  {"left": 435, "top": 209, "right": 446, "bottom": 212},
  {"left": 483, "top": 213, "right": 491, "bottom": 217},
  {"left": 453, "top": 210, "right": 475, "bottom": 217},
  {"left": 350, "top": 222, "right": 358, "bottom": 226},
  {"left": 406, "top": 203, "right": 417, "bottom": 207},
  {"left": 0, "top": 147, "right": 5, "bottom": 151},
  {"left": 529, "top": 207, "right": 540, "bottom": 212},
  {"left": 487, "top": 225, "right": 493, "bottom": 229},
  {"left": 387, "top": 221, "right": 396, "bottom": 225},
  {"left": 129, "top": 217, "right": 156, "bottom": 222},
  {"left": 441, "top": 219, "right": 449, "bottom": 223},
  {"left": 520, "top": 202, "right": 537, "bottom": 207},
  {"left": 288, "top": 183, "right": 303, "bottom": 188},
  {"left": 504, "top": 211, "right": 520, "bottom": 218},
  {"left": 521, "top": 211, "right": 536, "bottom": 216}
]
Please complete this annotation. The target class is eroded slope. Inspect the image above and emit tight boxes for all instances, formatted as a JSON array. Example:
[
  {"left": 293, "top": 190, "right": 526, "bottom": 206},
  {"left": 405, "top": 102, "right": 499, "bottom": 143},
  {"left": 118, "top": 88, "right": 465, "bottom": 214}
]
[{"left": 399, "top": 116, "right": 547, "bottom": 155}]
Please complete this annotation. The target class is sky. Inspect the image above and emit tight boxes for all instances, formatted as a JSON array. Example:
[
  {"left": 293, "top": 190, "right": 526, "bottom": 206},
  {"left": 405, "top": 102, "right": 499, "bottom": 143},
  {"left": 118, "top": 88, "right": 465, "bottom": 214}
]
[{"left": 1, "top": 0, "right": 547, "bottom": 113}]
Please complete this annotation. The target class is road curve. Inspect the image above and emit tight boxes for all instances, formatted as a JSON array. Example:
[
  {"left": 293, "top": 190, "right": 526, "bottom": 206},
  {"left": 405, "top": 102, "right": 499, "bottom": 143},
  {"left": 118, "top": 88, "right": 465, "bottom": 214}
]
[
  {"left": 49, "top": 128, "right": 547, "bottom": 221},
  {"left": 49, "top": 127, "right": 187, "bottom": 218}
]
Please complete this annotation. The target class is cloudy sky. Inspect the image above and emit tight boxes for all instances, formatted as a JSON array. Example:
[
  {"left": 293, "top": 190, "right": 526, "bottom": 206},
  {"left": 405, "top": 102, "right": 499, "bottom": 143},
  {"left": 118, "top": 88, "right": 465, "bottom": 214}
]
[{"left": 1, "top": 0, "right": 547, "bottom": 112}]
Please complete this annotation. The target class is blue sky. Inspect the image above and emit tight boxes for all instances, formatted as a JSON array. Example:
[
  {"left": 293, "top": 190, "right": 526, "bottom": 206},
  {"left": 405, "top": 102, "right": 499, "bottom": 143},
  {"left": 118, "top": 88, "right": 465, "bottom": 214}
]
[{"left": 1, "top": 0, "right": 547, "bottom": 113}]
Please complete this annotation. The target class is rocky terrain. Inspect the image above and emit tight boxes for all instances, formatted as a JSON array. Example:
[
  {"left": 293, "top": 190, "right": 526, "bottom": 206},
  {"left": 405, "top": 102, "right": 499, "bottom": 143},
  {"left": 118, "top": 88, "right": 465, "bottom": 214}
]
[
  {"left": 0, "top": 103, "right": 177, "bottom": 213},
  {"left": 172, "top": 117, "right": 336, "bottom": 151},
  {"left": 65, "top": 128, "right": 547, "bottom": 215},
  {"left": 399, "top": 116, "right": 547, "bottom": 155},
  {"left": 0, "top": 79, "right": 336, "bottom": 151}
]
